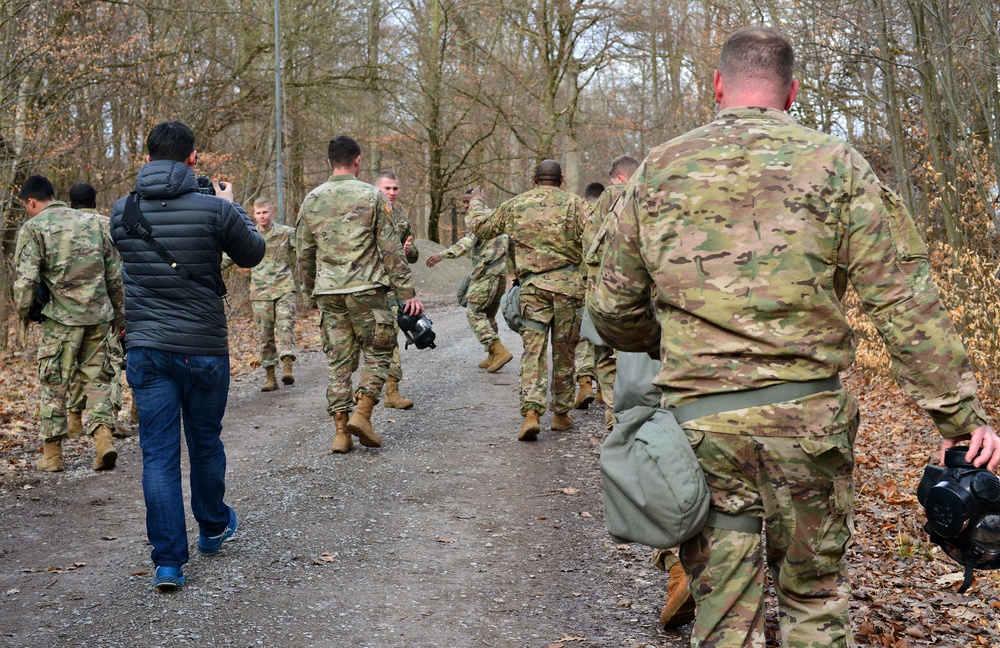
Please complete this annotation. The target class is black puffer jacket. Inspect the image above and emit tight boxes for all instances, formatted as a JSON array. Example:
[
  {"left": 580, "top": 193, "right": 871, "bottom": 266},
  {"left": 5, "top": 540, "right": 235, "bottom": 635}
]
[{"left": 111, "top": 160, "right": 265, "bottom": 355}]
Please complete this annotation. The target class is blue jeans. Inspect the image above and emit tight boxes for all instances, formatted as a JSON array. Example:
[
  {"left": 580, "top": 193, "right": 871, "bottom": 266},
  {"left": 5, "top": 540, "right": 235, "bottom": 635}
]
[{"left": 127, "top": 347, "right": 231, "bottom": 568}]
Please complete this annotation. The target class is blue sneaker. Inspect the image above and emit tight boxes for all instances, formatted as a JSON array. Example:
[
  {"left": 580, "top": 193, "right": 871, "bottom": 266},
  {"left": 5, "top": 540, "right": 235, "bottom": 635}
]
[
  {"left": 153, "top": 566, "right": 185, "bottom": 592},
  {"left": 198, "top": 505, "right": 238, "bottom": 554}
]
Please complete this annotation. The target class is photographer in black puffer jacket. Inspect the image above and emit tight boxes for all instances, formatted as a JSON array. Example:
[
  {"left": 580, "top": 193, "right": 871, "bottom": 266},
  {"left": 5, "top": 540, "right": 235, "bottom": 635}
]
[{"left": 110, "top": 121, "right": 264, "bottom": 593}]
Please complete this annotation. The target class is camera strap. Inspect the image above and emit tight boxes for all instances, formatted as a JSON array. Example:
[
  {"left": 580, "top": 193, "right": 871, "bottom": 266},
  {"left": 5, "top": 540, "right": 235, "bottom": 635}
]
[{"left": 121, "top": 192, "right": 228, "bottom": 297}]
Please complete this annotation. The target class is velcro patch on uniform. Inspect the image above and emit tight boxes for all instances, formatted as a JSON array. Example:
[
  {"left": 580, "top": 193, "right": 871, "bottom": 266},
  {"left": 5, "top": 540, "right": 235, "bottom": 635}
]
[{"left": 383, "top": 202, "right": 394, "bottom": 215}]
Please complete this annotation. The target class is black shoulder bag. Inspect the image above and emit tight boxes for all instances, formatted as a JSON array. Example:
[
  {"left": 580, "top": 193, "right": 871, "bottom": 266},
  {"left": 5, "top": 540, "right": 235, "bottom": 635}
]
[{"left": 121, "top": 192, "right": 227, "bottom": 297}]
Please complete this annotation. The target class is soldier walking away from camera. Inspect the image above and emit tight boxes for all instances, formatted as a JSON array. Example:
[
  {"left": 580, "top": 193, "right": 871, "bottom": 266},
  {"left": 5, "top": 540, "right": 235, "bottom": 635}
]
[
  {"left": 298, "top": 136, "right": 424, "bottom": 454},
  {"left": 590, "top": 26, "right": 1000, "bottom": 647},
  {"left": 65, "top": 182, "right": 135, "bottom": 438},
  {"left": 425, "top": 190, "right": 513, "bottom": 372},
  {"left": 468, "top": 160, "right": 588, "bottom": 441},
  {"left": 14, "top": 175, "right": 124, "bottom": 473},
  {"left": 224, "top": 198, "right": 299, "bottom": 392},
  {"left": 111, "top": 121, "right": 265, "bottom": 593},
  {"left": 374, "top": 171, "right": 419, "bottom": 409},
  {"left": 582, "top": 156, "right": 640, "bottom": 431},
  {"left": 570, "top": 181, "right": 607, "bottom": 411}
]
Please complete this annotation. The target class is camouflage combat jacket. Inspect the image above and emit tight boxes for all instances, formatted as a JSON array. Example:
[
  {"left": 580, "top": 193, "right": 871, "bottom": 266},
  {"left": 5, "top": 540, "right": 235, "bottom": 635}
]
[
  {"left": 588, "top": 107, "right": 987, "bottom": 438},
  {"left": 14, "top": 201, "right": 124, "bottom": 327},
  {"left": 468, "top": 186, "right": 586, "bottom": 299},
  {"left": 297, "top": 174, "right": 415, "bottom": 300},
  {"left": 583, "top": 183, "right": 626, "bottom": 283},
  {"left": 250, "top": 223, "right": 296, "bottom": 300},
  {"left": 440, "top": 202, "right": 510, "bottom": 281},
  {"left": 387, "top": 205, "right": 419, "bottom": 264}
]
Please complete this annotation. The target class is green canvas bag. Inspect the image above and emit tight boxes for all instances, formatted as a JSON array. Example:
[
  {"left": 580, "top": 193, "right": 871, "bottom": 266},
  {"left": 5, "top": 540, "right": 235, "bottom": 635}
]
[
  {"left": 456, "top": 274, "right": 471, "bottom": 308},
  {"left": 500, "top": 284, "right": 546, "bottom": 334},
  {"left": 600, "top": 406, "right": 709, "bottom": 548}
]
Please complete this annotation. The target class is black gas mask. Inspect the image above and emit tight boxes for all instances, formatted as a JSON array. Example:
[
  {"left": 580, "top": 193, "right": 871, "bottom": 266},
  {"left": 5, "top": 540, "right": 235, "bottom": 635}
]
[
  {"left": 397, "top": 308, "right": 436, "bottom": 350},
  {"left": 917, "top": 447, "right": 1000, "bottom": 593}
]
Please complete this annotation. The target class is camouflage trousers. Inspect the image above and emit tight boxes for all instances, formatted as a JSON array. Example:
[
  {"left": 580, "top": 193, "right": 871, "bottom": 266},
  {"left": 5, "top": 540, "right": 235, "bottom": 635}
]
[
  {"left": 252, "top": 292, "right": 297, "bottom": 367},
  {"left": 37, "top": 319, "right": 114, "bottom": 440},
  {"left": 679, "top": 419, "right": 858, "bottom": 648},
  {"left": 68, "top": 326, "right": 124, "bottom": 415},
  {"left": 576, "top": 342, "right": 616, "bottom": 408},
  {"left": 574, "top": 338, "right": 596, "bottom": 379},
  {"left": 317, "top": 288, "right": 395, "bottom": 414},
  {"left": 466, "top": 273, "right": 504, "bottom": 349},
  {"left": 388, "top": 300, "right": 404, "bottom": 381},
  {"left": 518, "top": 285, "right": 581, "bottom": 416}
]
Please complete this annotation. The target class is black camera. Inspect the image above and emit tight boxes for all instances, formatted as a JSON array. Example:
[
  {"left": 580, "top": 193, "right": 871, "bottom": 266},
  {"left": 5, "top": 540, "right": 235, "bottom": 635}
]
[
  {"left": 196, "top": 175, "right": 215, "bottom": 196},
  {"left": 917, "top": 447, "right": 1000, "bottom": 592},
  {"left": 397, "top": 309, "right": 436, "bottom": 350}
]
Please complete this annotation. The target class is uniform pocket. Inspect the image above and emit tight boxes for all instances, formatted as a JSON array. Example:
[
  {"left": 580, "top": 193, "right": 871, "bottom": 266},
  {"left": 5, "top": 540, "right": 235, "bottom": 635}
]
[
  {"left": 36, "top": 343, "right": 63, "bottom": 384},
  {"left": 799, "top": 435, "right": 855, "bottom": 575}
]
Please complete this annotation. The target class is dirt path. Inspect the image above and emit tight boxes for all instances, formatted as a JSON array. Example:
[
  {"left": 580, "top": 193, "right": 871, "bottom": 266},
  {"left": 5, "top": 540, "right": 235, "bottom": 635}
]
[{"left": 0, "top": 301, "right": 686, "bottom": 647}]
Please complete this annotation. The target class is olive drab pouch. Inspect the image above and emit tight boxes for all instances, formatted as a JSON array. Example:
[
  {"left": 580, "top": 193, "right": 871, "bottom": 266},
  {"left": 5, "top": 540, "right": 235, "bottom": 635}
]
[
  {"left": 456, "top": 274, "right": 471, "bottom": 308},
  {"left": 500, "top": 283, "right": 546, "bottom": 335},
  {"left": 600, "top": 406, "right": 710, "bottom": 548},
  {"left": 578, "top": 307, "right": 607, "bottom": 347}
]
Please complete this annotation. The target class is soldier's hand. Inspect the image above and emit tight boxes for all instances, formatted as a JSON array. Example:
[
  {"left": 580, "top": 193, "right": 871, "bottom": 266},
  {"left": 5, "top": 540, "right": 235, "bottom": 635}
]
[
  {"left": 403, "top": 297, "right": 424, "bottom": 316},
  {"left": 470, "top": 186, "right": 485, "bottom": 200},
  {"left": 942, "top": 425, "right": 1000, "bottom": 472},
  {"left": 426, "top": 254, "right": 442, "bottom": 268},
  {"left": 213, "top": 179, "right": 235, "bottom": 202},
  {"left": 403, "top": 236, "right": 414, "bottom": 255}
]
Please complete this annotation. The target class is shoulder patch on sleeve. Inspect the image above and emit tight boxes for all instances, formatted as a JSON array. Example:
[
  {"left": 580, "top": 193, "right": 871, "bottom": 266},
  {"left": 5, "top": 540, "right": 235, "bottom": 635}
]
[{"left": 383, "top": 201, "right": 394, "bottom": 215}]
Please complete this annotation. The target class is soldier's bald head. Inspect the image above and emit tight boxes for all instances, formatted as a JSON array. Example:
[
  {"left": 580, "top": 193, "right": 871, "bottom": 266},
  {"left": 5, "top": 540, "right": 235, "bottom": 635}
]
[{"left": 534, "top": 160, "right": 562, "bottom": 185}]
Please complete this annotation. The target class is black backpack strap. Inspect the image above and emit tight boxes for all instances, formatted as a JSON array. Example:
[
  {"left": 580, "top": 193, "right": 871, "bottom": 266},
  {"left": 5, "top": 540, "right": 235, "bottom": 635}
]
[{"left": 121, "top": 192, "right": 228, "bottom": 297}]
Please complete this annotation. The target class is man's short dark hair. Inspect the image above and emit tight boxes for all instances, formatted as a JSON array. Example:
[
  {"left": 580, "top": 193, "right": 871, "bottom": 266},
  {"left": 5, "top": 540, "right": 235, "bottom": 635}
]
[
  {"left": 609, "top": 155, "right": 640, "bottom": 180},
  {"left": 584, "top": 182, "right": 606, "bottom": 201},
  {"left": 375, "top": 171, "right": 398, "bottom": 183},
  {"left": 534, "top": 159, "right": 562, "bottom": 183},
  {"left": 19, "top": 175, "right": 55, "bottom": 202},
  {"left": 70, "top": 182, "right": 97, "bottom": 209},
  {"left": 328, "top": 136, "right": 362, "bottom": 168},
  {"left": 147, "top": 121, "right": 196, "bottom": 162},
  {"left": 719, "top": 27, "right": 794, "bottom": 88}
]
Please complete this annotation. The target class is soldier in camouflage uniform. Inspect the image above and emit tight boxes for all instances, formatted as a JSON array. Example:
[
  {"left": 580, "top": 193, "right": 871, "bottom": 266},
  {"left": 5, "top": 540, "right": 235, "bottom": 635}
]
[
  {"left": 581, "top": 158, "right": 640, "bottom": 430},
  {"left": 64, "top": 182, "right": 134, "bottom": 438},
  {"left": 14, "top": 175, "right": 125, "bottom": 472},
  {"left": 468, "top": 160, "right": 588, "bottom": 441},
  {"left": 225, "top": 198, "right": 298, "bottom": 392},
  {"left": 298, "top": 136, "right": 423, "bottom": 454},
  {"left": 589, "top": 27, "right": 1000, "bottom": 648},
  {"left": 425, "top": 190, "right": 513, "bottom": 373},
  {"left": 374, "top": 172, "right": 419, "bottom": 409},
  {"left": 570, "top": 182, "right": 605, "bottom": 411}
]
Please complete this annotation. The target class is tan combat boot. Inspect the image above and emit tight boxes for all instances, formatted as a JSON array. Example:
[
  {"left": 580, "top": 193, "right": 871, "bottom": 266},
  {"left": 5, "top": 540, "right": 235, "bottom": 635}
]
[
  {"left": 660, "top": 561, "right": 696, "bottom": 629},
  {"left": 261, "top": 366, "right": 279, "bottom": 392},
  {"left": 129, "top": 400, "right": 139, "bottom": 424},
  {"left": 518, "top": 410, "right": 541, "bottom": 442},
  {"left": 572, "top": 377, "right": 595, "bottom": 410},
  {"left": 67, "top": 411, "right": 84, "bottom": 438},
  {"left": 486, "top": 339, "right": 514, "bottom": 373},
  {"left": 347, "top": 393, "right": 383, "bottom": 448},
  {"left": 383, "top": 377, "right": 414, "bottom": 410},
  {"left": 37, "top": 440, "right": 64, "bottom": 472},
  {"left": 281, "top": 357, "right": 295, "bottom": 385},
  {"left": 478, "top": 346, "right": 495, "bottom": 369},
  {"left": 604, "top": 409, "right": 615, "bottom": 431},
  {"left": 331, "top": 411, "right": 353, "bottom": 454},
  {"left": 551, "top": 412, "right": 575, "bottom": 431},
  {"left": 92, "top": 425, "right": 118, "bottom": 471}
]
